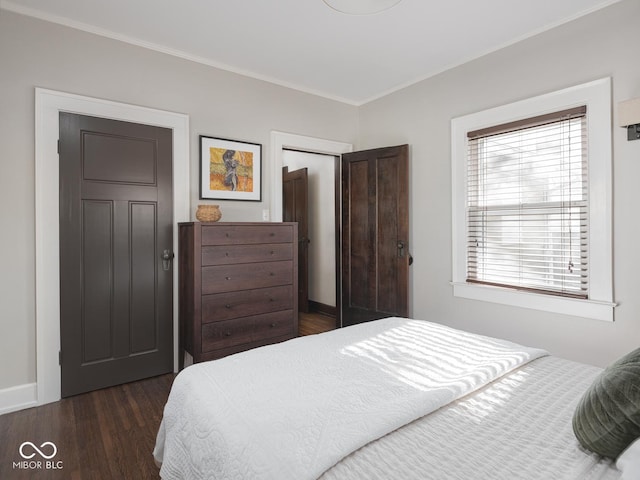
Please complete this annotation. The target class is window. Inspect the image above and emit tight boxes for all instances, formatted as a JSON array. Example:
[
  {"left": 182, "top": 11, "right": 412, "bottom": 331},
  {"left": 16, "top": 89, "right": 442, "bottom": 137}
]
[
  {"left": 467, "top": 107, "right": 587, "bottom": 298},
  {"left": 451, "top": 79, "right": 614, "bottom": 321}
]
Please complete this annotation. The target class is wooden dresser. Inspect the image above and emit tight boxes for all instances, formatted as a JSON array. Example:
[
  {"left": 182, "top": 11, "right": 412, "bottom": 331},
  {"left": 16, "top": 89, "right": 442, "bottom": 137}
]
[{"left": 178, "top": 222, "right": 299, "bottom": 366}]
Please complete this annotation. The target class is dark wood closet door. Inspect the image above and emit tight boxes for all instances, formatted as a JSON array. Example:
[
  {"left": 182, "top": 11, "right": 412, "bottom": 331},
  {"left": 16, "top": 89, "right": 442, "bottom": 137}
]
[
  {"left": 59, "top": 113, "right": 174, "bottom": 397},
  {"left": 283, "top": 166, "right": 310, "bottom": 313},
  {"left": 341, "top": 145, "right": 409, "bottom": 326}
]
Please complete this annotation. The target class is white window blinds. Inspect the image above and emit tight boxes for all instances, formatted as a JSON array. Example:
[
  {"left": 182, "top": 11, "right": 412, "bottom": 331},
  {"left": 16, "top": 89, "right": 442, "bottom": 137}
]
[{"left": 466, "top": 106, "right": 588, "bottom": 298}]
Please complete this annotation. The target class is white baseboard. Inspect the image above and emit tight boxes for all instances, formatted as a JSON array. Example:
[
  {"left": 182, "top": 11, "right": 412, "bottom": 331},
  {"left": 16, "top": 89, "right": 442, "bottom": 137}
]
[{"left": 0, "top": 383, "right": 37, "bottom": 415}]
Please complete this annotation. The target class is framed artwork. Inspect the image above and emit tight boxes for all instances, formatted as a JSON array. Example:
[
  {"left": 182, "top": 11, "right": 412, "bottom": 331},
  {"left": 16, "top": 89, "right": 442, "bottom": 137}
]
[{"left": 199, "top": 136, "right": 262, "bottom": 201}]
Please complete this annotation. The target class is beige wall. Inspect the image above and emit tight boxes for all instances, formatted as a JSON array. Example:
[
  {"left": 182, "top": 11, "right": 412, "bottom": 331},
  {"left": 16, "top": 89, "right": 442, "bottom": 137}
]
[
  {"left": 358, "top": 0, "right": 640, "bottom": 367},
  {"left": 0, "top": 9, "right": 357, "bottom": 390}
]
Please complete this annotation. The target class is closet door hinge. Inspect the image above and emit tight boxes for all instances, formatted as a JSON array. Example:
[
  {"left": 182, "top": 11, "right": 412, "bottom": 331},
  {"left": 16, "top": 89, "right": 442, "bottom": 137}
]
[
  {"left": 57, "top": 139, "right": 60, "bottom": 154},
  {"left": 59, "top": 350, "right": 62, "bottom": 365}
]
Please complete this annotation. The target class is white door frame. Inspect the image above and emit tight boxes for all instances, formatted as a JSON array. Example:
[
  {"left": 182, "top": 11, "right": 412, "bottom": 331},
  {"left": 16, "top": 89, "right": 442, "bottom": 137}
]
[
  {"left": 269, "top": 131, "right": 352, "bottom": 222},
  {"left": 270, "top": 131, "right": 352, "bottom": 328},
  {"left": 35, "top": 88, "right": 190, "bottom": 406}
]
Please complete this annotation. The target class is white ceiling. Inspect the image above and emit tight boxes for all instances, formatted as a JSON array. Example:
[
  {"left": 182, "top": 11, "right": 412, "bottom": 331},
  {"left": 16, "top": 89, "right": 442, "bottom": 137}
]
[{"left": 1, "top": 0, "right": 621, "bottom": 105}]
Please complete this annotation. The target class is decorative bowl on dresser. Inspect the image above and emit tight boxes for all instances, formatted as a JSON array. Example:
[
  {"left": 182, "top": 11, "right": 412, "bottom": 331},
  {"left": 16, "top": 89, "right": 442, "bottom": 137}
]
[{"left": 178, "top": 222, "right": 299, "bottom": 367}]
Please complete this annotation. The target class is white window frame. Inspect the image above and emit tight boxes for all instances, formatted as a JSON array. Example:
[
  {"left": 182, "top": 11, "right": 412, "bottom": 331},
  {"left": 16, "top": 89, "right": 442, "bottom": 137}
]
[{"left": 451, "top": 78, "right": 614, "bottom": 322}]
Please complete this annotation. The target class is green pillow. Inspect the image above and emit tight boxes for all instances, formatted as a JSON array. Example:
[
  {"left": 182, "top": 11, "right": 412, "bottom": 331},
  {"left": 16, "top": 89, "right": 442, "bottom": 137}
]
[{"left": 572, "top": 348, "right": 640, "bottom": 459}]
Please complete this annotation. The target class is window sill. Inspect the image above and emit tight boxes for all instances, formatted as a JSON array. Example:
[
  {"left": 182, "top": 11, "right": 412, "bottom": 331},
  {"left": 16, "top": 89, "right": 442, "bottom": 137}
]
[{"left": 451, "top": 282, "right": 615, "bottom": 322}]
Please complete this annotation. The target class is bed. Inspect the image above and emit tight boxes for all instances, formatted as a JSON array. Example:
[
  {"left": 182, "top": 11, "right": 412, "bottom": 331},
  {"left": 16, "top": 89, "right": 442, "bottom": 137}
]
[{"left": 153, "top": 317, "right": 631, "bottom": 480}]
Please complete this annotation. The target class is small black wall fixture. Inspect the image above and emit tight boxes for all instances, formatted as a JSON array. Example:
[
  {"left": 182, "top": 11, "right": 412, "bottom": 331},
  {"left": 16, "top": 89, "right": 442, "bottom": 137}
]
[
  {"left": 627, "top": 125, "right": 640, "bottom": 141},
  {"left": 619, "top": 97, "right": 640, "bottom": 141}
]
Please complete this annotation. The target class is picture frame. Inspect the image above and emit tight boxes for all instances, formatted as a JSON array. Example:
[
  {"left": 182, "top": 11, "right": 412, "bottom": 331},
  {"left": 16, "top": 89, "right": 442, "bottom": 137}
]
[{"left": 199, "top": 135, "right": 262, "bottom": 201}]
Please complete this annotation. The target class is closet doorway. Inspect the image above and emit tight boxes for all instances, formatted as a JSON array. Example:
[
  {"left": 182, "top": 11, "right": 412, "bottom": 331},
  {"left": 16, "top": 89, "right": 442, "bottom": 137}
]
[{"left": 283, "top": 149, "right": 339, "bottom": 324}]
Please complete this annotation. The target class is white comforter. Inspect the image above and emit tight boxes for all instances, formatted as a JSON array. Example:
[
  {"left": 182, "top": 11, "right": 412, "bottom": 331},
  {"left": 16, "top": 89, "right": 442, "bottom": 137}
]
[
  {"left": 154, "top": 317, "right": 547, "bottom": 480},
  {"left": 320, "top": 355, "right": 621, "bottom": 480}
]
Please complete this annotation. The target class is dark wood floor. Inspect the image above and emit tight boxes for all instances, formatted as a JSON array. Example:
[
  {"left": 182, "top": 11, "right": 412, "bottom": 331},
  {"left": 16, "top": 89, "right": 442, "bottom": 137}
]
[
  {"left": 0, "top": 374, "right": 174, "bottom": 480},
  {"left": 0, "top": 313, "right": 335, "bottom": 479},
  {"left": 299, "top": 311, "right": 337, "bottom": 335}
]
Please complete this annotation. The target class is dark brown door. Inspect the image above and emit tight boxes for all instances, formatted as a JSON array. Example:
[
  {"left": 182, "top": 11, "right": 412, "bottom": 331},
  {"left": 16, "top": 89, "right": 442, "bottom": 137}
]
[
  {"left": 341, "top": 145, "right": 409, "bottom": 326},
  {"left": 59, "top": 113, "right": 174, "bottom": 397},
  {"left": 283, "top": 166, "right": 309, "bottom": 313}
]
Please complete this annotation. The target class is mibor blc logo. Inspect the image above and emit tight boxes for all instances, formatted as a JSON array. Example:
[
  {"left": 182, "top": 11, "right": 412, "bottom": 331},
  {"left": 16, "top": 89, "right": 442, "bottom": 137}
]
[{"left": 13, "top": 441, "right": 64, "bottom": 471}]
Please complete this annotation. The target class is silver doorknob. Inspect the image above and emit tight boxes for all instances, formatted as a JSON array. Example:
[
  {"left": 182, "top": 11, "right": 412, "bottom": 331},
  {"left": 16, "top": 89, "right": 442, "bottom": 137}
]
[{"left": 162, "top": 249, "right": 174, "bottom": 271}]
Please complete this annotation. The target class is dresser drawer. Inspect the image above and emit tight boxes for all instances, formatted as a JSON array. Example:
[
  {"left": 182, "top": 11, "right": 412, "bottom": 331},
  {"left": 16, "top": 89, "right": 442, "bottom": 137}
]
[
  {"left": 202, "top": 243, "right": 293, "bottom": 266},
  {"left": 202, "top": 285, "right": 293, "bottom": 323},
  {"left": 200, "top": 311, "right": 294, "bottom": 352},
  {"left": 202, "top": 260, "right": 293, "bottom": 294},
  {"left": 199, "top": 333, "right": 295, "bottom": 362},
  {"left": 201, "top": 317, "right": 255, "bottom": 352},
  {"left": 253, "top": 310, "right": 295, "bottom": 340},
  {"left": 202, "top": 224, "right": 293, "bottom": 245}
]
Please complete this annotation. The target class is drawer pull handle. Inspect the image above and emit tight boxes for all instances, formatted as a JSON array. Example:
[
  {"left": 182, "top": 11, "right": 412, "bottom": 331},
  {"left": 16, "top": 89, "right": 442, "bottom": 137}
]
[
  {"left": 269, "top": 297, "right": 274, "bottom": 302},
  {"left": 270, "top": 232, "right": 275, "bottom": 236},
  {"left": 269, "top": 272, "right": 275, "bottom": 276},
  {"left": 226, "top": 276, "right": 231, "bottom": 280},
  {"left": 270, "top": 251, "right": 275, "bottom": 255},
  {"left": 225, "top": 252, "right": 229, "bottom": 257},
  {"left": 224, "top": 331, "right": 232, "bottom": 337},
  {"left": 270, "top": 323, "right": 277, "bottom": 328},
  {"left": 225, "top": 304, "right": 231, "bottom": 309}
]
